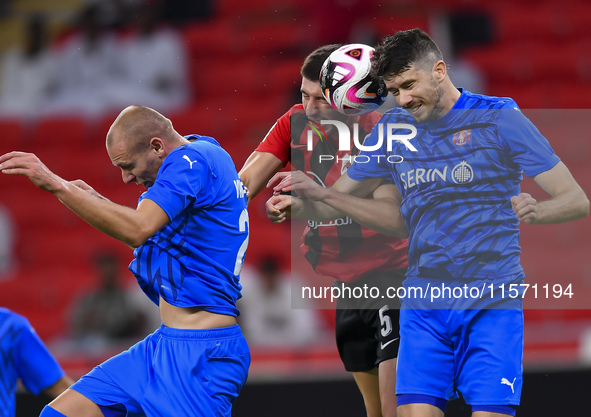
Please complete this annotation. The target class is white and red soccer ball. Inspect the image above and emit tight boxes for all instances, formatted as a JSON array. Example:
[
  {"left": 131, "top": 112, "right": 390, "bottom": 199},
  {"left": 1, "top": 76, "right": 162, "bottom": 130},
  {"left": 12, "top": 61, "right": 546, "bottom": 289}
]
[{"left": 320, "top": 43, "right": 387, "bottom": 116}]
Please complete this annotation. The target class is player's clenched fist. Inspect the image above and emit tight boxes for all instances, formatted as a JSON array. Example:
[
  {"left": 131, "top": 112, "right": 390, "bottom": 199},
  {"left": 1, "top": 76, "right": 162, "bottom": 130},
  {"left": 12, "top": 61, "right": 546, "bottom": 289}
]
[
  {"left": 266, "top": 194, "right": 292, "bottom": 223},
  {"left": 511, "top": 193, "right": 538, "bottom": 224},
  {"left": 0, "top": 152, "right": 64, "bottom": 193}
]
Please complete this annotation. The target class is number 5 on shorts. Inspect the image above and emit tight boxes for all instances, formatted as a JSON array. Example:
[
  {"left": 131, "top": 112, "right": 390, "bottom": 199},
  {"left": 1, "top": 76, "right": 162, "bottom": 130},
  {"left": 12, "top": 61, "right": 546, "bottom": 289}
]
[{"left": 379, "top": 305, "right": 392, "bottom": 338}]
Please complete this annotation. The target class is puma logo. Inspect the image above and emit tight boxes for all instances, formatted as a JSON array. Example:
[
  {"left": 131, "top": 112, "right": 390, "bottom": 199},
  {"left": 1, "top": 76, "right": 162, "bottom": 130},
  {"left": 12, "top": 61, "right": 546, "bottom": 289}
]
[
  {"left": 501, "top": 377, "right": 516, "bottom": 393},
  {"left": 183, "top": 155, "right": 198, "bottom": 169}
]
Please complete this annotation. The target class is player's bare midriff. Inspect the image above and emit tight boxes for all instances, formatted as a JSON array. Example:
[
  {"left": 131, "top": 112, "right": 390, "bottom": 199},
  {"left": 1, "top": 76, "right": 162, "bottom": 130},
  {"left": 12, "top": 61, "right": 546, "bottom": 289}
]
[{"left": 159, "top": 297, "right": 237, "bottom": 329}]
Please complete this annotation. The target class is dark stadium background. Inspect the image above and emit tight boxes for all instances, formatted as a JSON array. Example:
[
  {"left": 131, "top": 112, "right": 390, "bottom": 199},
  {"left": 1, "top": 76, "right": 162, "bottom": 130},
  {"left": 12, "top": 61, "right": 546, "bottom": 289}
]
[{"left": 0, "top": 0, "right": 590, "bottom": 416}]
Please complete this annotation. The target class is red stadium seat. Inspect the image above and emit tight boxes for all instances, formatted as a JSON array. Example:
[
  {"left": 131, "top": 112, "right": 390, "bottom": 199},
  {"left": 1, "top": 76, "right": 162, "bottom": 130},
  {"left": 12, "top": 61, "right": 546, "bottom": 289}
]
[
  {"left": 216, "top": 0, "right": 300, "bottom": 18},
  {"left": 267, "top": 57, "right": 303, "bottom": 94},
  {"left": 169, "top": 107, "right": 216, "bottom": 138},
  {"left": 362, "top": 14, "right": 430, "bottom": 39},
  {"left": 242, "top": 21, "right": 306, "bottom": 55},
  {"left": 0, "top": 119, "right": 24, "bottom": 155},
  {"left": 491, "top": 2, "right": 591, "bottom": 42},
  {"left": 31, "top": 117, "right": 88, "bottom": 150},
  {"left": 196, "top": 57, "right": 265, "bottom": 97},
  {"left": 183, "top": 18, "right": 238, "bottom": 57}
]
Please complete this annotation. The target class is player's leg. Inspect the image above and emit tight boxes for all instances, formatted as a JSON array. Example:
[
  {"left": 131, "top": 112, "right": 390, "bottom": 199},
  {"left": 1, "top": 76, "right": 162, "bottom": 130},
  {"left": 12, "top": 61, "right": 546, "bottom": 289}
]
[
  {"left": 41, "top": 389, "right": 103, "bottom": 417},
  {"left": 352, "top": 369, "right": 382, "bottom": 417},
  {"left": 451, "top": 304, "right": 523, "bottom": 417},
  {"left": 370, "top": 268, "right": 405, "bottom": 417},
  {"left": 335, "top": 308, "right": 383, "bottom": 417},
  {"left": 398, "top": 403, "right": 444, "bottom": 417},
  {"left": 140, "top": 324, "right": 250, "bottom": 416},
  {"left": 367, "top": 303, "right": 400, "bottom": 417},
  {"left": 47, "top": 330, "right": 162, "bottom": 417},
  {"left": 378, "top": 358, "right": 397, "bottom": 417},
  {"left": 396, "top": 306, "right": 454, "bottom": 417}
]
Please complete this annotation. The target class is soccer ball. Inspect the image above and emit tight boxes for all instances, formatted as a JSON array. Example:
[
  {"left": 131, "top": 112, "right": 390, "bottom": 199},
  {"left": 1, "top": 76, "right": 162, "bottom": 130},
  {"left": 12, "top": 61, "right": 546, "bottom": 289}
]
[{"left": 320, "top": 43, "right": 387, "bottom": 116}]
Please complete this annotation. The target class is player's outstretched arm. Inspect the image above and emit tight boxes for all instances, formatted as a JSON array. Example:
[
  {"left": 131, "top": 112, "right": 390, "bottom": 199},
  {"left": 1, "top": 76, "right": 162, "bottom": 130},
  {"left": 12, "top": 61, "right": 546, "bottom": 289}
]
[
  {"left": 511, "top": 161, "right": 589, "bottom": 224},
  {"left": 239, "top": 151, "right": 284, "bottom": 204},
  {"left": 0, "top": 152, "right": 169, "bottom": 248},
  {"left": 267, "top": 171, "right": 408, "bottom": 237}
]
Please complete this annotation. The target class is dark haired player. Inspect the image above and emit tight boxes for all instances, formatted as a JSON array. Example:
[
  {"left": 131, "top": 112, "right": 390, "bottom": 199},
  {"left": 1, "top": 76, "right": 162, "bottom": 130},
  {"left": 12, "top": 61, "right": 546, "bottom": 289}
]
[
  {"left": 271, "top": 29, "right": 589, "bottom": 417},
  {"left": 0, "top": 308, "right": 73, "bottom": 416},
  {"left": 240, "top": 45, "right": 408, "bottom": 417},
  {"left": 1, "top": 105, "right": 250, "bottom": 416}
]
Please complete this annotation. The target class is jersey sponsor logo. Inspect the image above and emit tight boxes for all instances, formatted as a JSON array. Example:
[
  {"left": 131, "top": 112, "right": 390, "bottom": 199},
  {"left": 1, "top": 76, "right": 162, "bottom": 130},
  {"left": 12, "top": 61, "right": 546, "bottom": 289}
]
[
  {"left": 453, "top": 129, "right": 471, "bottom": 146},
  {"left": 305, "top": 170, "right": 352, "bottom": 228},
  {"left": 308, "top": 216, "right": 353, "bottom": 229},
  {"left": 451, "top": 161, "right": 474, "bottom": 184},
  {"left": 501, "top": 377, "right": 516, "bottom": 393},
  {"left": 182, "top": 155, "right": 198, "bottom": 169},
  {"left": 400, "top": 166, "right": 447, "bottom": 189},
  {"left": 399, "top": 161, "right": 474, "bottom": 189}
]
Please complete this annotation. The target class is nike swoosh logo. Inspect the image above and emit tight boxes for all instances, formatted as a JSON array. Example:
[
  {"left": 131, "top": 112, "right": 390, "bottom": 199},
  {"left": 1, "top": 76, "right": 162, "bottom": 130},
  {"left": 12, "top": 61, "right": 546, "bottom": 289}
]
[{"left": 380, "top": 338, "right": 399, "bottom": 350}]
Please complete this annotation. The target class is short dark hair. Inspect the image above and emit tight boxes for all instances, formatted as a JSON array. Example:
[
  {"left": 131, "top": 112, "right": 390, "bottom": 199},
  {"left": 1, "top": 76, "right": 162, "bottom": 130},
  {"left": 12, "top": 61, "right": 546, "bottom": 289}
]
[
  {"left": 372, "top": 29, "right": 443, "bottom": 77},
  {"left": 301, "top": 44, "right": 342, "bottom": 81}
]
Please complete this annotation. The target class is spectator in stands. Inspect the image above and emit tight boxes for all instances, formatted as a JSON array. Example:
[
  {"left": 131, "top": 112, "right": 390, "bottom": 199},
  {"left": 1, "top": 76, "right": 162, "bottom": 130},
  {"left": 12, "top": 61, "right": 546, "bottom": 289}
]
[
  {"left": 71, "top": 252, "right": 145, "bottom": 343},
  {"left": 239, "top": 256, "right": 326, "bottom": 347},
  {"left": 82, "top": 0, "right": 131, "bottom": 30},
  {"left": 45, "top": 4, "right": 121, "bottom": 119},
  {"left": 110, "top": 1, "right": 189, "bottom": 113},
  {"left": 160, "top": 0, "right": 213, "bottom": 25},
  {"left": 0, "top": 308, "right": 73, "bottom": 417},
  {"left": 0, "top": 204, "right": 16, "bottom": 279},
  {"left": 0, "top": 15, "right": 58, "bottom": 119}
]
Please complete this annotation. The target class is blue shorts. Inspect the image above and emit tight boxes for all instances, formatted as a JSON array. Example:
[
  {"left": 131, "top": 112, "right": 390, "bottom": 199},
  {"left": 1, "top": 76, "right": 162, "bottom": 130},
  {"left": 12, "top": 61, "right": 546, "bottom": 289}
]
[
  {"left": 397, "top": 275, "right": 524, "bottom": 411},
  {"left": 71, "top": 324, "right": 250, "bottom": 416}
]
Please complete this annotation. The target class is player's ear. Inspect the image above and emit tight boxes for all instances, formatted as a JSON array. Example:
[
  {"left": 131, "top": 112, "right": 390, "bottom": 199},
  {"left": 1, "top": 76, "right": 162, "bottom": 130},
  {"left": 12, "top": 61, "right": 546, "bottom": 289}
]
[
  {"left": 149, "top": 137, "right": 165, "bottom": 156},
  {"left": 433, "top": 60, "right": 446, "bottom": 83}
]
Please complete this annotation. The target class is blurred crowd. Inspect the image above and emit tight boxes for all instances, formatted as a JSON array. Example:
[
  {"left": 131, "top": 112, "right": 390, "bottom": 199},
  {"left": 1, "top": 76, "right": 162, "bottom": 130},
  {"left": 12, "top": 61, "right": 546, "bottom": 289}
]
[{"left": 0, "top": 1, "right": 201, "bottom": 120}]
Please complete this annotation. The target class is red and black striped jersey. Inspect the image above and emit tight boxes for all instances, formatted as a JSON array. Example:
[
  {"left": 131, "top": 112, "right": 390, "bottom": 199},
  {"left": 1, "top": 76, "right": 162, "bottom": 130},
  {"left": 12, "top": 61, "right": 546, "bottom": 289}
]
[{"left": 256, "top": 104, "right": 408, "bottom": 282}]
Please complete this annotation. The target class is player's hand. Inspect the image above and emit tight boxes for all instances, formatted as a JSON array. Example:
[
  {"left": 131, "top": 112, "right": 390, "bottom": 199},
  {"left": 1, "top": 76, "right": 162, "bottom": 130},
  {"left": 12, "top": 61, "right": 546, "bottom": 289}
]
[
  {"left": 0, "top": 152, "right": 64, "bottom": 193},
  {"left": 268, "top": 171, "right": 328, "bottom": 201},
  {"left": 70, "top": 179, "right": 105, "bottom": 200},
  {"left": 511, "top": 193, "right": 539, "bottom": 224},
  {"left": 267, "top": 171, "right": 291, "bottom": 191},
  {"left": 266, "top": 194, "right": 292, "bottom": 223}
]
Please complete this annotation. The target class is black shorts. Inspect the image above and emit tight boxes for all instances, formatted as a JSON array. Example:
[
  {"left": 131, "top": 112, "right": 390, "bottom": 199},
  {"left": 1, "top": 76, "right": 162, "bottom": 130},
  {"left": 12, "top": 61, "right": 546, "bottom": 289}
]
[{"left": 334, "top": 268, "right": 406, "bottom": 373}]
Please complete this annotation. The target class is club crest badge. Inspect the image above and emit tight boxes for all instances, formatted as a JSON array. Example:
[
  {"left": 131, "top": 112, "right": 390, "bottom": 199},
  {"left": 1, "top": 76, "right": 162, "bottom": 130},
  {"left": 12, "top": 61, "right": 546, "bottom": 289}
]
[{"left": 453, "top": 129, "right": 471, "bottom": 146}]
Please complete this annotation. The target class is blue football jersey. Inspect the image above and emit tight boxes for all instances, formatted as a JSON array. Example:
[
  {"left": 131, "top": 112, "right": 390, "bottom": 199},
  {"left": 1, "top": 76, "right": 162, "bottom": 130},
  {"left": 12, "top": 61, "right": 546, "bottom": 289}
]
[
  {"left": 129, "top": 135, "right": 249, "bottom": 316},
  {"left": 0, "top": 308, "right": 65, "bottom": 417},
  {"left": 347, "top": 89, "right": 560, "bottom": 280}
]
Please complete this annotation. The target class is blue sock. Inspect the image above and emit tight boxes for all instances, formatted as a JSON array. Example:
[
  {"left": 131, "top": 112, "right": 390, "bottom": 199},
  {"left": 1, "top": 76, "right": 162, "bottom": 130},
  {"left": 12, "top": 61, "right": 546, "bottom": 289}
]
[{"left": 40, "top": 406, "right": 67, "bottom": 417}]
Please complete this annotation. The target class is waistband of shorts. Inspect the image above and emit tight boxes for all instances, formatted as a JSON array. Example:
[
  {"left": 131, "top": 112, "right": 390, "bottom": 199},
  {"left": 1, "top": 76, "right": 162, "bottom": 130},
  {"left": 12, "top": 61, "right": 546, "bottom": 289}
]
[{"left": 158, "top": 324, "right": 242, "bottom": 340}]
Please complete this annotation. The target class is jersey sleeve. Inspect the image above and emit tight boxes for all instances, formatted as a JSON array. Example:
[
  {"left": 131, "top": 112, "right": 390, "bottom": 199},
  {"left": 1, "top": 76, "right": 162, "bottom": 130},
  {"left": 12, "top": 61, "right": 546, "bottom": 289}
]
[
  {"left": 254, "top": 108, "right": 292, "bottom": 166},
  {"left": 14, "top": 316, "right": 65, "bottom": 395},
  {"left": 497, "top": 102, "right": 561, "bottom": 177},
  {"left": 142, "top": 149, "right": 208, "bottom": 221},
  {"left": 346, "top": 116, "right": 393, "bottom": 181}
]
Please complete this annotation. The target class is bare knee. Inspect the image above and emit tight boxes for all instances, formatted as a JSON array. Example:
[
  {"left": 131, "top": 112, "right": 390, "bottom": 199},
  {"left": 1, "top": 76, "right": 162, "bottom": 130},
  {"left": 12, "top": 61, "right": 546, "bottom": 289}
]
[
  {"left": 398, "top": 403, "right": 444, "bottom": 417},
  {"left": 353, "top": 369, "right": 383, "bottom": 417}
]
